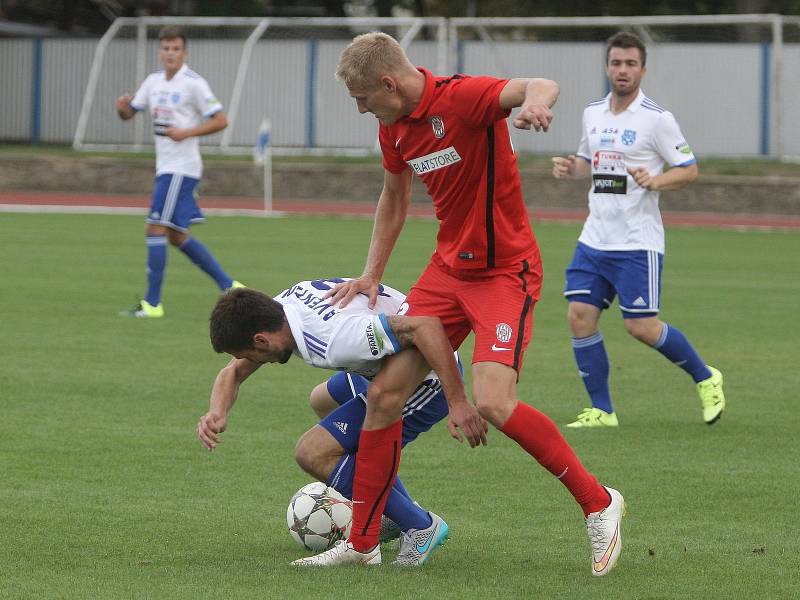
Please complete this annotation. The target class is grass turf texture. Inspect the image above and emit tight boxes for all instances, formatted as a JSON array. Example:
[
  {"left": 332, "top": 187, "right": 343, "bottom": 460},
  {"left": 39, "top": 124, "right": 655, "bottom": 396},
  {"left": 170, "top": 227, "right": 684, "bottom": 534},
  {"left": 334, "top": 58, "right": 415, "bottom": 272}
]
[{"left": 1, "top": 213, "right": 798, "bottom": 599}]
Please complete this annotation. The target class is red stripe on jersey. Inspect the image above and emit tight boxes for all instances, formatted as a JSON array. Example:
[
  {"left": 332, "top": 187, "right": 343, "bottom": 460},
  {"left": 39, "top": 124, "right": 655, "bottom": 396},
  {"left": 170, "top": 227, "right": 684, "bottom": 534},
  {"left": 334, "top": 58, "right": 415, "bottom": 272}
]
[{"left": 380, "top": 68, "right": 540, "bottom": 270}]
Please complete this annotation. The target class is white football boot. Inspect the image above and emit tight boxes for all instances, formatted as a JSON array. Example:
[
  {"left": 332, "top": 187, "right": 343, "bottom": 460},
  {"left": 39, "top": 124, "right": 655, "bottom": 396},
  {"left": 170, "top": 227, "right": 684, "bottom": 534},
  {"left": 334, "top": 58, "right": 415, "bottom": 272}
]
[
  {"left": 392, "top": 512, "right": 449, "bottom": 566},
  {"left": 585, "top": 487, "right": 625, "bottom": 576},
  {"left": 291, "top": 540, "right": 381, "bottom": 566}
]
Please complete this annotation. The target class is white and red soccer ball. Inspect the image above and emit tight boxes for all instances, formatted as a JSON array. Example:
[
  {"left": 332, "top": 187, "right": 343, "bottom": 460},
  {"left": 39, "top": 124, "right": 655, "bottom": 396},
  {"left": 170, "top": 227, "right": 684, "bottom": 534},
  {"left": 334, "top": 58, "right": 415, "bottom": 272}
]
[{"left": 286, "top": 482, "right": 353, "bottom": 551}]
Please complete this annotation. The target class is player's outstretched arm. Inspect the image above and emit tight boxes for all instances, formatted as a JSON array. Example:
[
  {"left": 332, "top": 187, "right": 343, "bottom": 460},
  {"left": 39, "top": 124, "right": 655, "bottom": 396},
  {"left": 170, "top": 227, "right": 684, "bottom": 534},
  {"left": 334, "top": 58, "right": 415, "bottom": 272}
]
[
  {"left": 325, "top": 168, "right": 413, "bottom": 309},
  {"left": 500, "top": 78, "right": 559, "bottom": 132},
  {"left": 388, "top": 314, "right": 488, "bottom": 448},
  {"left": 197, "top": 357, "right": 261, "bottom": 451}
]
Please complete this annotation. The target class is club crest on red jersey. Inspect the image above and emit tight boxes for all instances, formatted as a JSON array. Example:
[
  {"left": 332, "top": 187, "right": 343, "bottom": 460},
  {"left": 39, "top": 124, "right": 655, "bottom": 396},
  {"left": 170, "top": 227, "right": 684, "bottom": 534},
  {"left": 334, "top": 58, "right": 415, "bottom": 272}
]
[
  {"left": 430, "top": 116, "right": 445, "bottom": 139},
  {"left": 496, "top": 323, "right": 513, "bottom": 343}
]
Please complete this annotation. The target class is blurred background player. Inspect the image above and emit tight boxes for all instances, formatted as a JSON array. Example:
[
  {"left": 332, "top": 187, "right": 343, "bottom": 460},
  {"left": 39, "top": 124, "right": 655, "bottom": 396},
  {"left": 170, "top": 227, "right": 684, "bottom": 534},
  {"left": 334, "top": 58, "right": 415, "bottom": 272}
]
[
  {"left": 115, "top": 26, "right": 243, "bottom": 318},
  {"left": 552, "top": 31, "right": 726, "bottom": 428},
  {"left": 316, "top": 32, "right": 624, "bottom": 576},
  {"left": 197, "top": 280, "right": 486, "bottom": 565}
]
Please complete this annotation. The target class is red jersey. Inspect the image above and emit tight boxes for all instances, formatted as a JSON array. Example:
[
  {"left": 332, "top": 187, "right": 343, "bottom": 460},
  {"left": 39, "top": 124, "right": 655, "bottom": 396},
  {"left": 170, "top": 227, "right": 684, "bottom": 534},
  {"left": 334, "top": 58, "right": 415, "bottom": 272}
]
[{"left": 380, "top": 68, "right": 539, "bottom": 270}]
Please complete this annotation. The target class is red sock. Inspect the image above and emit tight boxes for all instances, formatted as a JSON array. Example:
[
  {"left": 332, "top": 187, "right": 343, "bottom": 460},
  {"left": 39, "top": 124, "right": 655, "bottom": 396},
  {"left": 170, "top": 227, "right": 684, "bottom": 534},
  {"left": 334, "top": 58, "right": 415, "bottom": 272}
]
[
  {"left": 349, "top": 420, "right": 403, "bottom": 552},
  {"left": 500, "top": 401, "right": 609, "bottom": 517}
]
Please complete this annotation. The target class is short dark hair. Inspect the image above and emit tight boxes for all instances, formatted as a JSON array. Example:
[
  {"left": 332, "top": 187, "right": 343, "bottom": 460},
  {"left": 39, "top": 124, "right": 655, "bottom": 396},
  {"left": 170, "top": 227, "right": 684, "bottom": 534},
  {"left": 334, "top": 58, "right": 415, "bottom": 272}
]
[
  {"left": 209, "top": 289, "right": 286, "bottom": 353},
  {"left": 606, "top": 31, "right": 646, "bottom": 66},
  {"left": 158, "top": 26, "right": 186, "bottom": 47}
]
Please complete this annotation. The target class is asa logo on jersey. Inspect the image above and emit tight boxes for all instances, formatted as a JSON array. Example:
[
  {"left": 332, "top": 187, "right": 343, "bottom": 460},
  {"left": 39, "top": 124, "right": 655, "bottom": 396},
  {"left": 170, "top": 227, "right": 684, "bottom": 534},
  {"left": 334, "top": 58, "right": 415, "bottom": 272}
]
[
  {"left": 496, "top": 323, "right": 513, "bottom": 343},
  {"left": 430, "top": 116, "right": 445, "bottom": 139},
  {"left": 365, "top": 322, "right": 383, "bottom": 356}
]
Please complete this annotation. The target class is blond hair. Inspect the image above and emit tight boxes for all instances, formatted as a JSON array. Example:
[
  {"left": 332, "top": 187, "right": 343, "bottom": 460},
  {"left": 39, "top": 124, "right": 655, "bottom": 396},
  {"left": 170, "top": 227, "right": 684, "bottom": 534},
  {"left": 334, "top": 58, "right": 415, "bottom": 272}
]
[{"left": 335, "top": 32, "right": 415, "bottom": 90}]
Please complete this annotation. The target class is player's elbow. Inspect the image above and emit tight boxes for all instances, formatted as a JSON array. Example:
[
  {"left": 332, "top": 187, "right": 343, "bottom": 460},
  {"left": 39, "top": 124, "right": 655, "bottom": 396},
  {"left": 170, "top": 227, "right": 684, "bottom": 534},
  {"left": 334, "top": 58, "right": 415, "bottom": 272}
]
[
  {"left": 685, "top": 163, "right": 699, "bottom": 183},
  {"left": 212, "top": 112, "right": 228, "bottom": 131}
]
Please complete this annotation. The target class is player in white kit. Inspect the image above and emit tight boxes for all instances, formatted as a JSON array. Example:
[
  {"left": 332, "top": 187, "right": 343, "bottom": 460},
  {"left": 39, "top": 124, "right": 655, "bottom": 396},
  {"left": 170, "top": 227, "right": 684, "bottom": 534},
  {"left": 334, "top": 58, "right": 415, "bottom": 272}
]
[
  {"left": 552, "top": 32, "right": 725, "bottom": 428},
  {"left": 116, "top": 26, "right": 243, "bottom": 319},
  {"left": 197, "top": 279, "right": 487, "bottom": 565}
]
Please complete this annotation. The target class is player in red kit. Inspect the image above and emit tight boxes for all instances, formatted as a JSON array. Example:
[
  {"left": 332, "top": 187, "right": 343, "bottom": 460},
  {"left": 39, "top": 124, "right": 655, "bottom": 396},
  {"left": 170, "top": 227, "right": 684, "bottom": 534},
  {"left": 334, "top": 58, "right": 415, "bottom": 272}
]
[{"left": 292, "top": 32, "right": 625, "bottom": 576}]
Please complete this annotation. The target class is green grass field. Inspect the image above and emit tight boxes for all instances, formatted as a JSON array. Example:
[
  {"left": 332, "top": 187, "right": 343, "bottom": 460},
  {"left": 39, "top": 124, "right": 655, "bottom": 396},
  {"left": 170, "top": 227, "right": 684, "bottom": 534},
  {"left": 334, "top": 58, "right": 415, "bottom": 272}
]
[{"left": 1, "top": 213, "right": 798, "bottom": 599}]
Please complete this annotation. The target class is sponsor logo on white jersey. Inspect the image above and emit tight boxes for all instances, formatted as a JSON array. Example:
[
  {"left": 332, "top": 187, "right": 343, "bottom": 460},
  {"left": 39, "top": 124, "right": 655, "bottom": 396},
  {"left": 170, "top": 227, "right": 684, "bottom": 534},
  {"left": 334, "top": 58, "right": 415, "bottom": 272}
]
[
  {"left": 407, "top": 146, "right": 462, "bottom": 175},
  {"left": 365, "top": 321, "right": 381, "bottom": 356}
]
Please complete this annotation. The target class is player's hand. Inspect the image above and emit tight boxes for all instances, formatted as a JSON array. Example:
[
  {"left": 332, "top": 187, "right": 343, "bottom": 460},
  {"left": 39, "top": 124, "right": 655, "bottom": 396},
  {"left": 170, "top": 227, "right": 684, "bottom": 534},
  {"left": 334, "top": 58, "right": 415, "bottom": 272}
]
[
  {"left": 165, "top": 127, "right": 190, "bottom": 142},
  {"left": 552, "top": 155, "right": 577, "bottom": 179},
  {"left": 197, "top": 410, "right": 227, "bottom": 451},
  {"left": 627, "top": 166, "right": 658, "bottom": 190},
  {"left": 447, "top": 401, "right": 489, "bottom": 448},
  {"left": 324, "top": 276, "right": 379, "bottom": 309},
  {"left": 513, "top": 103, "right": 553, "bottom": 132},
  {"left": 115, "top": 94, "right": 133, "bottom": 111}
]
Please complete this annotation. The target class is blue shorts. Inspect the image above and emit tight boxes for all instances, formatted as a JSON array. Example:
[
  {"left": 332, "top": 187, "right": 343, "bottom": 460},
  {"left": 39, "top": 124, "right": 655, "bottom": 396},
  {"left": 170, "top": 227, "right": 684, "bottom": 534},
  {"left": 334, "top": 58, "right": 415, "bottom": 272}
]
[
  {"left": 564, "top": 242, "right": 663, "bottom": 318},
  {"left": 147, "top": 174, "right": 205, "bottom": 232},
  {"left": 319, "top": 372, "right": 449, "bottom": 452}
]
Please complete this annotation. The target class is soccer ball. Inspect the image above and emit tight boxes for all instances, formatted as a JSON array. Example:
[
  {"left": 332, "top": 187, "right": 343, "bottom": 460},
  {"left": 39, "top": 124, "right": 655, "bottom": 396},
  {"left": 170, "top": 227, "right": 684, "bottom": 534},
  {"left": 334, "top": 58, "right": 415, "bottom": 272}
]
[{"left": 287, "top": 481, "right": 353, "bottom": 551}]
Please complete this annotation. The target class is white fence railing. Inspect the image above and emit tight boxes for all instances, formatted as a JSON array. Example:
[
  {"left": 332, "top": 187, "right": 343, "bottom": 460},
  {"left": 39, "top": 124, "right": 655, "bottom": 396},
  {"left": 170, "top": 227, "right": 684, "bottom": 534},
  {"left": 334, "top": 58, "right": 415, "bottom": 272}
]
[{"left": 2, "top": 15, "right": 800, "bottom": 157}]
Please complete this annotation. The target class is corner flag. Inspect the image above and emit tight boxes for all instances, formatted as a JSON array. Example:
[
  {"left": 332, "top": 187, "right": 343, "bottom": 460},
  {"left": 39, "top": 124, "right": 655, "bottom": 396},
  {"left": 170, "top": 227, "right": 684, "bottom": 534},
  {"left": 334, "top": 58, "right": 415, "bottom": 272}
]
[{"left": 254, "top": 118, "right": 271, "bottom": 165}]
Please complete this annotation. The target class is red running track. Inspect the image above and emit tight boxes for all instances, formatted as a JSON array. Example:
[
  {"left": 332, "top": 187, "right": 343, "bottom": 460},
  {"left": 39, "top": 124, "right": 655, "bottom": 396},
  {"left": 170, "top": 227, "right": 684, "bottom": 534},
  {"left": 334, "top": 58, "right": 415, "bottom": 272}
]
[{"left": 1, "top": 190, "right": 799, "bottom": 230}]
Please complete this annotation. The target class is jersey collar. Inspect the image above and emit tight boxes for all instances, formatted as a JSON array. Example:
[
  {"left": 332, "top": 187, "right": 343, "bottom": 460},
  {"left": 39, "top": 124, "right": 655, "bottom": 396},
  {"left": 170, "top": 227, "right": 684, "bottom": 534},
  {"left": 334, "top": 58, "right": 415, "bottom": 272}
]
[
  {"left": 407, "top": 67, "right": 436, "bottom": 120},
  {"left": 604, "top": 88, "right": 645, "bottom": 113},
  {"left": 282, "top": 304, "right": 310, "bottom": 362},
  {"left": 163, "top": 63, "right": 188, "bottom": 82}
]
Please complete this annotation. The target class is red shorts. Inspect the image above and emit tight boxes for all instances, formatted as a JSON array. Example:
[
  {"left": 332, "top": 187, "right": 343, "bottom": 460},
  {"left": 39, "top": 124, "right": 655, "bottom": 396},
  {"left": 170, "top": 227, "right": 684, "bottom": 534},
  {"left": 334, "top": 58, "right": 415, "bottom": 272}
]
[{"left": 404, "top": 253, "right": 542, "bottom": 371}]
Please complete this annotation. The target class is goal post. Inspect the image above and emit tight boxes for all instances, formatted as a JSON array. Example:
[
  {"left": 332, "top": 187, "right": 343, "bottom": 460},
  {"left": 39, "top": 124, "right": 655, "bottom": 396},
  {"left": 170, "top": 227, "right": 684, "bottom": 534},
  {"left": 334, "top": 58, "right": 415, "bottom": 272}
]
[
  {"left": 71, "top": 14, "right": 800, "bottom": 158},
  {"left": 72, "top": 16, "right": 448, "bottom": 155}
]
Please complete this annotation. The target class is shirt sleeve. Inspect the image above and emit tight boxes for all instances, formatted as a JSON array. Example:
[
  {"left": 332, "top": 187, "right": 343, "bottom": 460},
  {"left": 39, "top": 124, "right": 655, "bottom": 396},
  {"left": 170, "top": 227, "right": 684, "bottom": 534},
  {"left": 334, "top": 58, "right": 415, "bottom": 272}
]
[
  {"left": 326, "top": 313, "right": 403, "bottom": 365},
  {"left": 576, "top": 109, "right": 591, "bottom": 161},
  {"left": 130, "top": 77, "right": 150, "bottom": 111},
  {"left": 449, "top": 75, "right": 511, "bottom": 127},
  {"left": 653, "top": 111, "right": 696, "bottom": 167},
  {"left": 380, "top": 124, "right": 408, "bottom": 174},
  {"left": 192, "top": 76, "right": 224, "bottom": 118}
]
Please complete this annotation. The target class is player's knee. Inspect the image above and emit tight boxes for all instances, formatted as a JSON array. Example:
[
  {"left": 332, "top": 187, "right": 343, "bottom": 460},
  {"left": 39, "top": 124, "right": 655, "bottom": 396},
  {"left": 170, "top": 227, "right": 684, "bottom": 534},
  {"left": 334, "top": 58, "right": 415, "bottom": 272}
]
[
  {"left": 567, "top": 302, "right": 597, "bottom": 336},
  {"left": 168, "top": 230, "right": 187, "bottom": 246},
  {"left": 624, "top": 317, "right": 661, "bottom": 345},
  {"left": 294, "top": 431, "right": 315, "bottom": 475},
  {"left": 475, "top": 395, "right": 515, "bottom": 428},
  {"left": 363, "top": 382, "right": 403, "bottom": 417},
  {"left": 309, "top": 383, "right": 336, "bottom": 419}
]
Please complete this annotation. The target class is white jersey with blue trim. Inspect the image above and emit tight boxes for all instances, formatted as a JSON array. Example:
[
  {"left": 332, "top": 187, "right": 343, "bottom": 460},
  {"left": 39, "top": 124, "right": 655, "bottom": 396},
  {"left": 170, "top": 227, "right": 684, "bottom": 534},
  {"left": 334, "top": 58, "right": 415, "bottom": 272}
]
[
  {"left": 131, "top": 64, "right": 223, "bottom": 179},
  {"left": 576, "top": 89, "right": 696, "bottom": 254},
  {"left": 274, "top": 278, "right": 406, "bottom": 379}
]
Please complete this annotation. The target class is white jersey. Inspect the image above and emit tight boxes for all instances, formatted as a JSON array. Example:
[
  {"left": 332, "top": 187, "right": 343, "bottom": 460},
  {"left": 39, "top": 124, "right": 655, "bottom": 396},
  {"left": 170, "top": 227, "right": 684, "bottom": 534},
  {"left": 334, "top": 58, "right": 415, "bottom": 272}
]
[
  {"left": 274, "top": 278, "right": 407, "bottom": 379},
  {"left": 131, "top": 64, "right": 223, "bottom": 179},
  {"left": 576, "top": 90, "right": 696, "bottom": 254}
]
